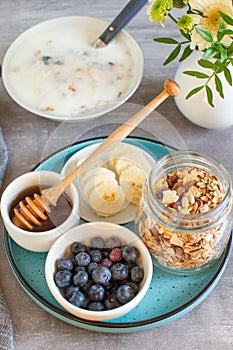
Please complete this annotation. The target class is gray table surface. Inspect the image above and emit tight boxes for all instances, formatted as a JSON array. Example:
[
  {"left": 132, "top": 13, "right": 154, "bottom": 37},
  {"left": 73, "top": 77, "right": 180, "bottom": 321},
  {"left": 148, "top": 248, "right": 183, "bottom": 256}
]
[{"left": 0, "top": 1, "right": 233, "bottom": 349}]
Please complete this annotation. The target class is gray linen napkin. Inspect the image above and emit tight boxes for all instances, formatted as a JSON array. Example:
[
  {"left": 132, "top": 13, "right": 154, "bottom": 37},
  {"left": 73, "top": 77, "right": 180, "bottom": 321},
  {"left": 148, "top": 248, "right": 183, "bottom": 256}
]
[
  {"left": 0, "top": 127, "right": 8, "bottom": 186},
  {"left": 0, "top": 127, "right": 14, "bottom": 350},
  {"left": 0, "top": 289, "right": 14, "bottom": 350}
]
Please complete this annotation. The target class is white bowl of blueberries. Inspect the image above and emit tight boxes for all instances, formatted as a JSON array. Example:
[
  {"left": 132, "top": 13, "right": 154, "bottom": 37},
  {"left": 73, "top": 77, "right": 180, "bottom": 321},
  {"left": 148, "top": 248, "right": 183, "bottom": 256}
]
[{"left": 45, "top": 222, "right": 153, "bottom": 321}]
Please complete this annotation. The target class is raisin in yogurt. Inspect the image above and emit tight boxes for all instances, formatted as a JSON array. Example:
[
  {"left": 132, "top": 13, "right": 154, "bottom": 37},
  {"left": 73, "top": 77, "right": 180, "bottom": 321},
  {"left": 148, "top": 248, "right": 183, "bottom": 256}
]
[{"left": 3, "top": 17, "right": 142, "bottom": 120}]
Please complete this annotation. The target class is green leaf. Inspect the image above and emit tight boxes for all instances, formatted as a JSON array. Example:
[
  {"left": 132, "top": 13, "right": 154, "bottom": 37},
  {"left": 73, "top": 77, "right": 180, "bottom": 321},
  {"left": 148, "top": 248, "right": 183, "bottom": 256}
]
[
  {"left": 227, "top": 42, "right": 233, "bottom": 55},
  {"left": 198, "top": 59, "right": 215, "bottom": 69},
  {"left": 219, "top": 18, "right": 226, "bottom": 30},
  {"left": 183, "top": 70, "right": 209, "bottom": 79},
  {"left": 195, "top": 27, "right": 213, "bottom": 43},
  {"left": 220, "top": 11, "right": 233, "bottom": 26},
  {"left": 179, "top": 30, "right": 191, "bottom": 41},
  {"left": 153, "top": 38, "right": 179, "bottom": 44},
  {"left": 204, "top": 47, "right": 217, "bottom": 60},
  {"left": 179, "top": 46, "right": 193, "bottom": 62},
  {"left": 215, "top": 63, "right": 224, "bottom": 73},
  {"left": 163, "top": 45, "right": 181, "bottom": 65},
  {"left": 217, "top": 44, "right": 227, "bottom": 62},
  {"left": 219, "top": 29, "right": 233, "bottom": 35},
  {"left": 223, "top": 66, "right": 233, "bottom": 86},
  {"left": 215, "top": 75, "right": 224, "bottom": 98},
  {"left": 217, "top": 30, "right": 225, "bottom": 42},
  {"left": 205, "top": 85, "right": 214, "bottom": 107},
  {"left": 186, "top": 85, "right": 204, "bottom": 100}
]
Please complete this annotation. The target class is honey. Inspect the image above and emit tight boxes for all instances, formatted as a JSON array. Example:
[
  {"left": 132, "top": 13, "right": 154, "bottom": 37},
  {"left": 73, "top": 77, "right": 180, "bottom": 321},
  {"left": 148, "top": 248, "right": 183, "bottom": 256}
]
[{"left": 10, "top": 185, "right": 72, "bottom": 232}]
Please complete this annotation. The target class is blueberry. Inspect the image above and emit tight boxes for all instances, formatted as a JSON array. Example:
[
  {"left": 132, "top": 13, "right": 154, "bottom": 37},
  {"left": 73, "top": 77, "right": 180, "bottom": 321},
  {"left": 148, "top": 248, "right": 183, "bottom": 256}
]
[
  {"left": 110, "top": 263, "right": 128, "bottom": 281},
  {"left": 90, "top": 249, "right": 103, "bottom": 263},
  {"left": 102, "top": 249, "right": 111, "bottom": 258},
  {"left": 90, "top": 236, "right": 105, "bottom": 249},
  {"left": 87, "top": 262, "right": 98, "bottom": 274},
  {"left": 88, "top": 302, "right": 104, "bottom": 311},
  {"left": 71, "top": 241, "right": 88, "bottom": 255},
  {"left": 116, "top": 284, "right": 135, "bottom": 304},
  {"left": 73, "top": 270, "right": 88, "bottom": 287},
  {"left": 88, "top": 285, "right": 105, "bottom": 302},
  {"left": 104, "top": 294, "right": 121, "bottom": 310},
  {"left": 65, "top": 285, "right": 80, "bottom": 299},
  {"left": 81, "top": 279, "right": 94, "bottom": 293},
  {"left": 75, "top": 252, "right": 91, "bottom": 266},
  {"left": 57, "top": 258, "right": 74, "bottom": 271},
  {"left": 92, "top": 266, "right": 111, "bottom": 285},
  {"left": 41, "top": 56, "right": 52, "bottom": 65},
  {"left": 102, "top": 280, "right": 113, "bottom": 291},
  {"left": 69, "top": 291, "right": 85, "bottom": 307},
  {"left": 74, "top": 266, "right": 87, "bottom": 273},
  {"left": 54, "top": 270, "right": 72, "bottom": 287},
  {"left": 105, "top": 236, "right": 122, "bottom": 249},
  {"left": 82, "top": 297, "right": 90, "bottom": 309},
  {"left": 100, "top": 258, "right": 112, "bottom": 268},
  {"left": 57, "top": 237, "right": 143, "bottom": 312},
  {"left": 125, "top": 281, "right": 139, "bottom": 294},
  {"left": 109, "top": 248, "right": 122, "bottom": 262},
  {"left": 130, "top": 266, "right": 143, "bottom": 283},
  {"left": 82, "top": 51, "right": 90, "bottom": 57},
  {"left": 53, "top": 57, "right": 64, "bottom": 65},
  {"left": 122, "top": 245, "right": 139, "bottom": 263}
]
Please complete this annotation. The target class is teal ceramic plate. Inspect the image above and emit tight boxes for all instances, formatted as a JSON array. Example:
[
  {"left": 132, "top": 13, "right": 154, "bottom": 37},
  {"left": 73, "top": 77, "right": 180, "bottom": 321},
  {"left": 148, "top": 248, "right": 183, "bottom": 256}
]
[{"left": 4, "top": 137, "right": 232, "bottom": 333}]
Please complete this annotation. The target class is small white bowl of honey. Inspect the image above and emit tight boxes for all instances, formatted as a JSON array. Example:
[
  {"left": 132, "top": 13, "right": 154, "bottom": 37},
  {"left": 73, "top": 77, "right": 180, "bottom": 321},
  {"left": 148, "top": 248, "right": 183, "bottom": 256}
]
[{"left": 1, "top": 170, "right": 80, "bottom": 252}]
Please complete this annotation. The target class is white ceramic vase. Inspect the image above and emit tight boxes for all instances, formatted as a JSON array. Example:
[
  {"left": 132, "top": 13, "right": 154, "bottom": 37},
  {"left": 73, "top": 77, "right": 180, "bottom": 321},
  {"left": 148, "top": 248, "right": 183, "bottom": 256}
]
[{"left": 174, "top": 50, "right": 233, "bottom": 129}]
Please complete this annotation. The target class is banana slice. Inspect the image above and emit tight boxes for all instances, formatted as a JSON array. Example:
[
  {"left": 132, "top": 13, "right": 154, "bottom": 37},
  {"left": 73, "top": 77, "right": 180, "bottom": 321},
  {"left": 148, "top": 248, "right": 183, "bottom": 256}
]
[
  {"left": 77, "top": 143, "right": 152, "bottom": 216},
  {"left": 109, "top": 143, "right": 151, "bottom": 175},
  {"left": 81, "top": 167, "right": 116, "bottom": 187},
  {"left": 80, "top": 167, "right": 116, "bottom": 199},
  {"left": 119, "top": 164, "right": 147, "bottom": 205},
  {"left": 109, "top": 144, "right": 151, "bottom": 206},
  {"left": 116, "top": 152, "right": 151, "bottom": 176},
  {"left": 88, "top": 182, "right": 125, "bottom": 216}
]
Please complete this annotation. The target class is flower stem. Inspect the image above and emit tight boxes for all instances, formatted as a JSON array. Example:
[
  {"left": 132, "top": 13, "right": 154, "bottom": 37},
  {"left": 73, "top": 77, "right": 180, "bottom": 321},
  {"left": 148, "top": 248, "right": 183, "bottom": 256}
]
[{"left": 168, "top": 13, "right": 178, "bottom": 24}]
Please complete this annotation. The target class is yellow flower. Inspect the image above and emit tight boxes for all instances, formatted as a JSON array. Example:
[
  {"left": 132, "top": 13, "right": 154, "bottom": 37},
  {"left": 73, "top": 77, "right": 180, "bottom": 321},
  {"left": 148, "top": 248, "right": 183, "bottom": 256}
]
[
  {"left": 147, "top": 0, "right": 173, "bottom": 23},
  {"left": 189, "top": 0, "right": 233, "bottom": 50},
  {"left": 177, "top": 15, "right": 194, "bottom": 33}
]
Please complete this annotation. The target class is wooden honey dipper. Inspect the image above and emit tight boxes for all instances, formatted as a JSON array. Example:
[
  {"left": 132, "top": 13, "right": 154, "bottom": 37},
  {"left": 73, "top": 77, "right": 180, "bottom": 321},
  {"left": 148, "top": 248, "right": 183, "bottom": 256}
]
[{"left": 12, "top": 79, "right": 180, "bottom": 230}]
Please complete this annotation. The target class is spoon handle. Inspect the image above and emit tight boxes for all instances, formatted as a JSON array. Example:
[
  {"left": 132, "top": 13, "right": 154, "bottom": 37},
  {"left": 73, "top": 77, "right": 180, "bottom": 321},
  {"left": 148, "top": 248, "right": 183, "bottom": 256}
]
[
  {"left": 93, "top": 0, "right": 147, "bottom": 48},
  {"left": 41, "top": 80, "right": 180, "bottom": 206}
]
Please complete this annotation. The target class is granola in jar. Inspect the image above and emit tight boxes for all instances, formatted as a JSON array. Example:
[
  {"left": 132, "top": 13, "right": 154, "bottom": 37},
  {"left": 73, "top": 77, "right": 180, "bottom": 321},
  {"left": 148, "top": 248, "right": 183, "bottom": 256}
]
[{"left": 137, "top": 151, "right": 233, "bottom": 272}]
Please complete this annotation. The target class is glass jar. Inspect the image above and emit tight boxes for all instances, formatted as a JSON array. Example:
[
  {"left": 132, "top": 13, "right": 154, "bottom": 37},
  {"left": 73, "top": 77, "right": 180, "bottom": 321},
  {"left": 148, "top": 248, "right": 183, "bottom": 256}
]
[{"left": 137, "top": 150, "right": 233, "bottom": 274}]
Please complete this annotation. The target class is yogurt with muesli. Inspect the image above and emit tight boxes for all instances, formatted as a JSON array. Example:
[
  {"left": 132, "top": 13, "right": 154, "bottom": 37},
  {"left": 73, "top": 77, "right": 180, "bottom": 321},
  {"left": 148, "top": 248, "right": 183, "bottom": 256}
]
[{"left": 5, "top": 20, "right": 136, "bottom": 119}]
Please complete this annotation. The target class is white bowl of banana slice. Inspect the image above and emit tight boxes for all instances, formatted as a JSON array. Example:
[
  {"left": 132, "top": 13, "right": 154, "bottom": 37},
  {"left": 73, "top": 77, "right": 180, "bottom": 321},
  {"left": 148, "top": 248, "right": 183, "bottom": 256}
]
[{"left": 61, "top": 142, "right": 155, "bottom": 224}]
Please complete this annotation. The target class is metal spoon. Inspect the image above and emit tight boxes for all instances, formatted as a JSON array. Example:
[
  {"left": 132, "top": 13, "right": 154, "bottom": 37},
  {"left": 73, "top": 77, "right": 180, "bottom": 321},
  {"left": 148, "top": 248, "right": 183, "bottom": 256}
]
[{"left": 93, "top": 0, "right": 148, "bottom": 48}]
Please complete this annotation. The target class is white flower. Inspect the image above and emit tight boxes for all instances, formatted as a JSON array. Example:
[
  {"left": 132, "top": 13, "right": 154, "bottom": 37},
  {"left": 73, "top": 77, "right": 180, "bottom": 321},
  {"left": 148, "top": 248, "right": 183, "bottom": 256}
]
[{"left": 189, "top": 0, "right": 233, "bottom": 50}]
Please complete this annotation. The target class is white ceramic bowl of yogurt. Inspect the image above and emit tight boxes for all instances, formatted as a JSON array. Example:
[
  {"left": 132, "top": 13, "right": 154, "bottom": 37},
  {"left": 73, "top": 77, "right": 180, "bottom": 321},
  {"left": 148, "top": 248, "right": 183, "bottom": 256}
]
[{"left": 2, "top": 16, "right": 144, "bottom": 122}]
